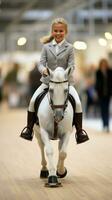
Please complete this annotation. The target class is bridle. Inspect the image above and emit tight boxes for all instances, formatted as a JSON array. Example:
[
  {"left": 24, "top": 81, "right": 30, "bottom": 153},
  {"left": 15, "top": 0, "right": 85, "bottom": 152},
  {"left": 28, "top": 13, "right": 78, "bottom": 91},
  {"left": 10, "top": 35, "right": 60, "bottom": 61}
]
[
  {"left": 48, "top": 79, "right": 69, "bottom": 139},
  {"left": 49, "top": 79, "right": 69, "bottom": 111}
]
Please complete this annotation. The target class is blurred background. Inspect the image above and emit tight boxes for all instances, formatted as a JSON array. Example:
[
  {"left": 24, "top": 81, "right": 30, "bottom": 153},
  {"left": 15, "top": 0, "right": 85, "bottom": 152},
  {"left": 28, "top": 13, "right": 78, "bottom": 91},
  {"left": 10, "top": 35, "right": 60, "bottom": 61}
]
[
  {"left": 0, "top": 0, "right": 112, "bottom": 131},
  {"left": 0, "top": 1, "right": 112, "bottom": 199}
]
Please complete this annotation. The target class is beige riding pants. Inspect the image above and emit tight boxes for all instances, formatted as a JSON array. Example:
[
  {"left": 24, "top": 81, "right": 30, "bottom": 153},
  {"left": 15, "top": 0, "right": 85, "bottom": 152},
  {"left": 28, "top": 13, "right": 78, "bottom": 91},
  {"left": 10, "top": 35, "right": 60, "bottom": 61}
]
[{"left": 28, "top": 83, "right": 82, "bottom": 113}]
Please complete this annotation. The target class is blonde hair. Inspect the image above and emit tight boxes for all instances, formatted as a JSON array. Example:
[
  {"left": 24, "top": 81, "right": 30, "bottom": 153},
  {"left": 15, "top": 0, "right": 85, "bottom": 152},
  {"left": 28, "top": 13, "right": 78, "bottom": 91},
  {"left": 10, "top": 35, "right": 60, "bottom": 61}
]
[{"left": 40, "top": 18, "right": 68, "bottom": 44}]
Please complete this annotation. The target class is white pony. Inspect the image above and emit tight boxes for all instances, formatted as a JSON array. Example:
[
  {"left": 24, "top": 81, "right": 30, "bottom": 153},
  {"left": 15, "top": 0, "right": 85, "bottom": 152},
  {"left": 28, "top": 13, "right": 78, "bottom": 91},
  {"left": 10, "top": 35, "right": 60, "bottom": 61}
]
[{"left": 34, "top": 67, "right": 74, "bottom": 187}]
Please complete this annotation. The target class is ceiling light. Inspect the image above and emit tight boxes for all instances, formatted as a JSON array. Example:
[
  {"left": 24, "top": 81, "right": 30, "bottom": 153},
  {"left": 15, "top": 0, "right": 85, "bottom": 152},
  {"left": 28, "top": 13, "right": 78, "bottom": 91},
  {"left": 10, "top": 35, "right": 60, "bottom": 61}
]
[
  {"left": 98, "top": 38, "right": 107, "bottom": 46},
  {"left": 17, "top": 37, "right": 27, "bottom": 46},
  {"left": 105, "top": 32, "right": 112, "bottom": 40},
  {"left": 73, "top": 41, "right": 87, "bottom": 50}
]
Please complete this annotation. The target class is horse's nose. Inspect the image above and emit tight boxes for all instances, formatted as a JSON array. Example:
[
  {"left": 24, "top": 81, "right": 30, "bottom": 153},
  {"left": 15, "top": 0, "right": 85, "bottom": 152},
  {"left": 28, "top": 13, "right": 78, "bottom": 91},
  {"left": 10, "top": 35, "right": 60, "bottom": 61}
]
[{"left": 54, "top": 109, "right": 64, "bottom": 122}]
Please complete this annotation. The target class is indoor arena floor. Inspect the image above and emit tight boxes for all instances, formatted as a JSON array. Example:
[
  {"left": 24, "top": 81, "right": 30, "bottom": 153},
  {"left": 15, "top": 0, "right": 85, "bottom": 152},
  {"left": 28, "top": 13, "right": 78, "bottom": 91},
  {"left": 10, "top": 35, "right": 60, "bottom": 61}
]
[{"left": 0, "top": 103, "right": 112, "bottom": 200}]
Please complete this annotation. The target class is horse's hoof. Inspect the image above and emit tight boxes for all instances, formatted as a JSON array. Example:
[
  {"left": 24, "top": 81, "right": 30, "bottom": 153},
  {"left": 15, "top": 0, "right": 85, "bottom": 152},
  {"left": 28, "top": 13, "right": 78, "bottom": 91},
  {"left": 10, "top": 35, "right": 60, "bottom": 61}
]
[
  {"left": 40, "top": 169, "right": 49, "bottom": 178},
  {"left": 57, "top": 168, "right": 67, "bottom": 178},
  {"left": 45, "top": 176, "right": 62, "bottom": 187}
]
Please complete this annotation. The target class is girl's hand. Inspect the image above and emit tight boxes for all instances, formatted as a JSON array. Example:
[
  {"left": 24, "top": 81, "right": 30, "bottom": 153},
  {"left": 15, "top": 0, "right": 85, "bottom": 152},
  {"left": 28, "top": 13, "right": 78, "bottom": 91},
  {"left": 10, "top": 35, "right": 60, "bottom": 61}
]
[{"left": 42, "top": 68, "right": 49, "bottom": 76}]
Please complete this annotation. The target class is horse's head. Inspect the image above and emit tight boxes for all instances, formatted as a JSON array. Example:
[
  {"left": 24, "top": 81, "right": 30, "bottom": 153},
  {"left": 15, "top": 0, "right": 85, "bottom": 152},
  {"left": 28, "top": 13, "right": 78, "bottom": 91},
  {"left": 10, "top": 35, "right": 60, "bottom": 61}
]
[{"left": 48, "top": 67, "right": 71, "bottom": 123}]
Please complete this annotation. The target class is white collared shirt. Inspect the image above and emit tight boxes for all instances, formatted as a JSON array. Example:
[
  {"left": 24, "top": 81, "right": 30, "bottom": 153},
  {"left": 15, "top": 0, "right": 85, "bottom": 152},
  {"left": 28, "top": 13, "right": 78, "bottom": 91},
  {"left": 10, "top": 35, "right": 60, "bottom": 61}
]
[{"left": 52, "top": 39, "right": 65, "bottom": 54}]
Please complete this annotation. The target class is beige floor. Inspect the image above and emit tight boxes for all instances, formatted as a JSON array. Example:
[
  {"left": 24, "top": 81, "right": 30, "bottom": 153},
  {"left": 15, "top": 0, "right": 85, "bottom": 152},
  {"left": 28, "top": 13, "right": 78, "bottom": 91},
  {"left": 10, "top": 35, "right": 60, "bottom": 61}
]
[{"left": 0, "top": 103, "right": 112, "bottom": 200}]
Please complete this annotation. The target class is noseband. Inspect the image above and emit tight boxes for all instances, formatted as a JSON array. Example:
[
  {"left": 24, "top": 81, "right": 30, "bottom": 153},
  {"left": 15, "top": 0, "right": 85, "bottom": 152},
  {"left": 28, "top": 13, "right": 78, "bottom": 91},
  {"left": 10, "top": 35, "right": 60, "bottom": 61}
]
[{"left": 49, "top": 80, "right": 69, "bottom": 111}]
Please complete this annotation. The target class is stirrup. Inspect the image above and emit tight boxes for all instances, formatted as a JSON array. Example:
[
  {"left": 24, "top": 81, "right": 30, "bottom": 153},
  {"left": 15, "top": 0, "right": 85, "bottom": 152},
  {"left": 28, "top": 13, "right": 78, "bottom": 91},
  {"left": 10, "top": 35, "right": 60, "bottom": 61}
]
[{"left": 75, "top": 129, "right": 89, "bottom": 144}]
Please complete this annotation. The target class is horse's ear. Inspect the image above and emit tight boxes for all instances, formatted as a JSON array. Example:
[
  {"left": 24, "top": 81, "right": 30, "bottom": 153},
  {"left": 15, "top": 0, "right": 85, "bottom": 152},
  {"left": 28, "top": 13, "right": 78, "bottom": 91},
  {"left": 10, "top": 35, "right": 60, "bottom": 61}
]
[{"left": 65, "top": 67, "right": 72, "bottom": 78}]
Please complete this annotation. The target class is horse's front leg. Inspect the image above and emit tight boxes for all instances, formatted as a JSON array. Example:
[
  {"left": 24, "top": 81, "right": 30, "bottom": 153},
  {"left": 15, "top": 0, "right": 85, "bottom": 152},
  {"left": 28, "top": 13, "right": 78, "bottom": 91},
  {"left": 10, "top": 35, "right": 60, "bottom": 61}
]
[
  {"left": 40, "top": 127, "right": 61, "bottom": 187},
  {"left": 34, "top": 125, "right": 48, "bottom": 178},
  {"left": 57, "top": 133, "right": 70, "bottom": 178},
  {"left": 40, "top": 128, "right": 56, "bottom": 176}
]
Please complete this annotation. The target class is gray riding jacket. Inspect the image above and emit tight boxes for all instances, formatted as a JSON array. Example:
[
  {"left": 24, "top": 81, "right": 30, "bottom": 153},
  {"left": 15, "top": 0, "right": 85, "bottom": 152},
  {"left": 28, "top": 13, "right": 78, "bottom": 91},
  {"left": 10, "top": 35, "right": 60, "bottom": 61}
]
[{"left": 38, "top": 40, "right": 75, "bottom": 84}]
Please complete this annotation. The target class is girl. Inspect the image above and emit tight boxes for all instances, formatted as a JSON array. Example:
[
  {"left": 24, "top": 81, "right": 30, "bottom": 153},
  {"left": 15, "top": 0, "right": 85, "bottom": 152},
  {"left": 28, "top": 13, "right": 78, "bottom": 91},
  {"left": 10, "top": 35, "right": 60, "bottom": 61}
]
[{"left": 20, "top": 18, "right": 89, "bottom": 144}]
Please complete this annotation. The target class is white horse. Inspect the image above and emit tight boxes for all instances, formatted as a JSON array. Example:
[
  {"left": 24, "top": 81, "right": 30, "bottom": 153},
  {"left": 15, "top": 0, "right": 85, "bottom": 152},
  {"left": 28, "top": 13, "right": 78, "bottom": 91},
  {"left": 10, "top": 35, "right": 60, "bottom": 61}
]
[{"left": 34, "top": 67, "right": 74, "bottom": 187}]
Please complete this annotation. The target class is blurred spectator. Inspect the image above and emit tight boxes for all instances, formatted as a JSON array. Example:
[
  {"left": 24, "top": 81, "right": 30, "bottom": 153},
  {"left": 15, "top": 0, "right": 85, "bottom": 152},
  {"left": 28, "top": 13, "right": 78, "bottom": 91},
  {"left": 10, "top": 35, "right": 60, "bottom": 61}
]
[
  {"left": 85, "top": 64, "right": 96, "bottom": 83},
  {"left": 85, "top": 80, "right": 98, "bottom": 117},
  {"left": 28, "top": 63, "right": 41, "bottom": 98},
  {"left": 95, "top": 58, "right": 112, "bottom": 132},
  {"left": 5, "top": 62, "right": 20, "bottom": 87},
  {"left": 4, "top": 63, "right": 20, "bottom": 108},
  {"left": 84, "top": 64, "right": 98, "bottom": 117},
  {"left": 0, "top": 68, "right": 4, "bottom": 106}
]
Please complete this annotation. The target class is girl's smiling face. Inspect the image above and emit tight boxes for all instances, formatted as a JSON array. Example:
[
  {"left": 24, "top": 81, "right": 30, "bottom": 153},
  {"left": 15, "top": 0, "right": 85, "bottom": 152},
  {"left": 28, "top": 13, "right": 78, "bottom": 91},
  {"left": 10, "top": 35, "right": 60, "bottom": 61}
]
[{"left": 52, "top": 23, "right": 67, "bottom": 43}]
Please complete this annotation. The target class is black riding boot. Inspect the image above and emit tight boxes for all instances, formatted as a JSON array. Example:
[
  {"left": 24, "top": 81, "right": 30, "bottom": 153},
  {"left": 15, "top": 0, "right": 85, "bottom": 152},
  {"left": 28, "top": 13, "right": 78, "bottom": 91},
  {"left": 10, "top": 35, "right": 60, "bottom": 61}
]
[
  {"left": 74, "top": 113, "right": 89, "bottom": 144},
  {"left": 20, "top": 111, "right": 36, "bottom": 141}
]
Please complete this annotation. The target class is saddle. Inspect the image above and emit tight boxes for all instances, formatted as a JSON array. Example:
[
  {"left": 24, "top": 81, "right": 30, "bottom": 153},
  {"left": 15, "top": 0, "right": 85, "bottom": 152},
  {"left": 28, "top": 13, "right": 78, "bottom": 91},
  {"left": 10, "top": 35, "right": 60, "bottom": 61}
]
[
  {"left": 34, "top": 88, "right": 48, "bottom": 125},
  {"left": 68, "top": 94, "right": 76, "bottom": 126},
  {"left": 34, "top": 89, "right": 76, "bottom": 126}
]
